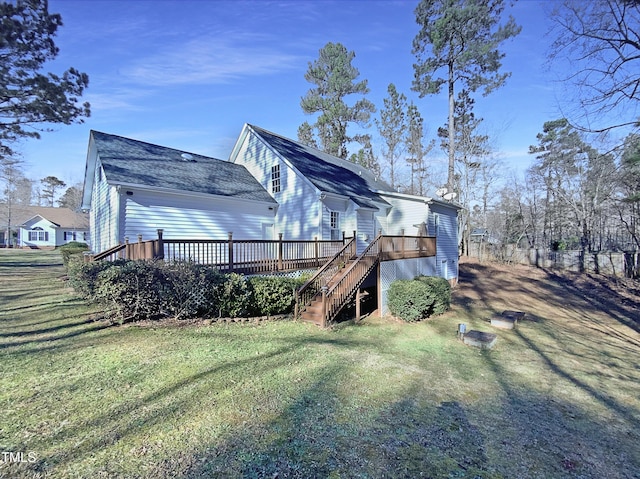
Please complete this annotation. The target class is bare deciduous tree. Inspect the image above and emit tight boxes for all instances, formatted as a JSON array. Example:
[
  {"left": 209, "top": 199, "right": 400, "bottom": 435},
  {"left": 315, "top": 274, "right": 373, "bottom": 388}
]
[{"left": 549, "top": 0, "right": 640, "bottom": 132}]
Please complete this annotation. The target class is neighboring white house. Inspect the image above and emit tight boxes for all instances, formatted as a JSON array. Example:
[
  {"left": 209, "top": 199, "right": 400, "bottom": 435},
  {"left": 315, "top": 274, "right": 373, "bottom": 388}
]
[
  {"left": 81, "top": 131, "right": 278, "bottom": 253},
  {"left": 15, "top": 207, "right": 89, "bottom": 249},
  {"left": 229, "top": 124, "right": 462, "bottom": 282}
]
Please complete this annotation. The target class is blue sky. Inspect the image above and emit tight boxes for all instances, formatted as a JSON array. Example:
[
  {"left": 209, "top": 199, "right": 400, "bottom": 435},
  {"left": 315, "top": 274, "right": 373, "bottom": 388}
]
[{"left": 19, "top": 0, "right": 562, "bottom": 189}]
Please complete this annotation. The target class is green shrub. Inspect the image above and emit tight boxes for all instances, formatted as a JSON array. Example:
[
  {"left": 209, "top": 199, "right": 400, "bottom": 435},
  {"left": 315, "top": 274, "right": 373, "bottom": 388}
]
[
  {"left": 93, "top": 260, "right": 169, "bottom": 323},
  {"left": 388, "top": 280, "right": 435, "bottom": 322},
  {"left": 66, "top": 257, "right": 124, "bottom": 299},
  {"left": 59, "top": 241, "right": 89, "bottom": 266},
  {"left": 214, "top": 272, "right": 251, "bottom": 318},
  {"left": 416, "top": 276, "right": 451, "bottom": 315},
  {"left": 68, "top": 259, "right": 308, "bottom": 322},
  {"left": 388, "top": 276, "right": 451, "bottom": 322},
  {"left": 248, "top": 276, "right": 301, "bottom": 317},
  {"left": 162, "top": 262, "right": 224, "bottom": 319}
]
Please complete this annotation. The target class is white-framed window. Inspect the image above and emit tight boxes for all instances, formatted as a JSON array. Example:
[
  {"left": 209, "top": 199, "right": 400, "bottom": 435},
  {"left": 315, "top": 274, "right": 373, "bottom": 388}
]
[
  {"left": 330, "top": 211, "right": 340, "bottom": 240},
  {"left": 271, "top": 164, "right": 281, "bottom": 193},
  {"left": 434, "top": 214, "right": 440, "bottom": 236},
  {"left": 64, "top": 231, "right": 77, "bottom": 241},
  {"left": 28, "top": 227, "right": 48, "bottom": 242}
]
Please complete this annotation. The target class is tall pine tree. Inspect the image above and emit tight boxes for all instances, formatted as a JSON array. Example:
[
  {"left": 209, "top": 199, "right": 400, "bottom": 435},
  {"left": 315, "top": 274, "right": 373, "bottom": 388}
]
[
  {"left": 0, "top": 0, "right": 90, "bottom": 157},
  {"left": 412, "top": 0, "right": 520, "bottom": 190},
  {"left": 299, "top": 42, "right": 375, "bottom": 159}
]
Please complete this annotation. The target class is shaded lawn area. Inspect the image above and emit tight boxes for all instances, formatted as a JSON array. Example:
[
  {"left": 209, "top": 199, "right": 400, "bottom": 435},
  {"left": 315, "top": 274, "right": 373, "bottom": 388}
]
[{"left": 1, "top": 250, "right": 639, "bottom": 478}]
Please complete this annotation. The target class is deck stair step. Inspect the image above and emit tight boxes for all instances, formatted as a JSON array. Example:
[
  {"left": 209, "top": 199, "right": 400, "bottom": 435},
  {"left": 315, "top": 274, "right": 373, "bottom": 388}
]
[
  {"left": 300, "top": 260, "right": 358, "bottom": 325},
  {"left": 300, "top": 298, "right": 325, "bottom": 325}
]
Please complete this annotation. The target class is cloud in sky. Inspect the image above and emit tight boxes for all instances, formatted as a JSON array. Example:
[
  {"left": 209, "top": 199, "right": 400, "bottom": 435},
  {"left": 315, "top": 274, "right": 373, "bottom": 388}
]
[{"left": 123, "top": 36, "right": 302, "bottom": 87}]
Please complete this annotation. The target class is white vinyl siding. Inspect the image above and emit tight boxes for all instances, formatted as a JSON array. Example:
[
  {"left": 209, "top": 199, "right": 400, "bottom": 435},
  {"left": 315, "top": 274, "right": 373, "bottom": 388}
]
[
  {"left": 356, "top": 209, "right": 375, "bottom": 254},
  {"left": 232, "top": 130, "right": 320, "bottom": 240},
  {"left": 122, "top": 189, "right": 274, "bottom": 241},
  {"left": 380, "top": 194, "right": 429, "bottom": 235},
  {"left": 20, "top": 219, "right": 56, "bottom": 248},
  {"left": 90, "top": 162, "right": 120, "bottom": 252},
  {"left": 429, "top": 203, "right": 459, "bottom": 281}
]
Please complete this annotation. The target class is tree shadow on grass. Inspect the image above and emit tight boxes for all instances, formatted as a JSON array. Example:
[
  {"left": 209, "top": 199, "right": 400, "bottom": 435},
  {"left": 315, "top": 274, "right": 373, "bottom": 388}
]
[
  {"left": 182, "top": 382, "right": 493, "bottom": 479},
  {"left": 0, "top": 316, "right": 111, "bottom": 350},
  {"left": 542, "top": 269, "right": 640, "bottom": 335},
  {"left": 20, "top": 333, "right": 381, "bottom": 477},
  {"left": 480, "top": 348, "right": 640, "bottom": 479}
]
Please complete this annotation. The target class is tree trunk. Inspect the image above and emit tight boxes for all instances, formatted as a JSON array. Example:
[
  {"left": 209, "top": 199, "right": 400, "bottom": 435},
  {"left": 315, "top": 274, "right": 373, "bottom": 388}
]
[{"left": 448, "top": 60, "right": 455, "bottom": 191}]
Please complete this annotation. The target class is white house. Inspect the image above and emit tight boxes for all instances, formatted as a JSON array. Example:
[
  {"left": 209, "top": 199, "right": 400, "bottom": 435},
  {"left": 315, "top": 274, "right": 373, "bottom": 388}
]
[
  {"left": 16, "top": 207, "right": 89, "bottom": 249},
  {"left": 81, "top": 131, "right": 278, "bottom": 253},
  {"left": 81, "top": 126, "right": 462, "bottom": 320},
  {"left": 229, "top": 124, "right": 461, "bottom": 282}
]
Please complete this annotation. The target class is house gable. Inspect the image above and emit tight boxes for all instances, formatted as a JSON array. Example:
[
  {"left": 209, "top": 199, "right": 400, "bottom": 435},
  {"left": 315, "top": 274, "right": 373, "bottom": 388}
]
[{"left": 247, "top": 125, "right": 391, "bottom": 208}]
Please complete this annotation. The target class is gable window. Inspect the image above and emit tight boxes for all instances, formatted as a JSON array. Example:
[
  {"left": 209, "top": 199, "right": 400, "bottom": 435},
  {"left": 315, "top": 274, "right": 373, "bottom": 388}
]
[
  {"left": 28, "top": 227, "right": 48, "bottom": 242},
  {"left": 271, "top": 164, "right": 281, "bottom": 193},
  {"left": 330, "top": 211, "right": 340, "bottom": 240}
]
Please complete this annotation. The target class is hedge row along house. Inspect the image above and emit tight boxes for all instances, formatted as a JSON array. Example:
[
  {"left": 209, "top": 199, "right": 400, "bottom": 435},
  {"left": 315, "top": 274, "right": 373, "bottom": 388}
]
[{"left": 81, "top": 124, "right": 461, "bottom": 325}]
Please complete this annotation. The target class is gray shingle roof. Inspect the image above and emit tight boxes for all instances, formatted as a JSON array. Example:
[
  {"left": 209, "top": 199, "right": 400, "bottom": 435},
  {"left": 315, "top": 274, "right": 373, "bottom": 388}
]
[
  {"left": 5, "top": 206, "right": 88, "bottom": 229},
  {"left": 250, "top": 125, "right": 391, "bottom": 207},
  {"left": 92, "top": 131, "right": 276, "bottom": 203}
]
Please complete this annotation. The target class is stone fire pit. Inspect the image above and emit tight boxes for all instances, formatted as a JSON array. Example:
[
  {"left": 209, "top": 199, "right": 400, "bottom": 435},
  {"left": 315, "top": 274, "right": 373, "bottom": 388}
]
[
  {"left": 462, "top": 330, "right": 497, "bottom": 349},
  {"left": 491, "top": 310, "right": 525, "bottom": 330}
]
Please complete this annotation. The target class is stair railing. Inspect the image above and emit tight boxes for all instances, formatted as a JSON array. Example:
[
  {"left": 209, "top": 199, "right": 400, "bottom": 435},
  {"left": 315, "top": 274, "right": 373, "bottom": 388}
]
[
  {"left": 295, "top": 237, "right": 357, "bottom": 318},
  {"left": 320, "top": 234, "right": 383, "bottom": 326}
]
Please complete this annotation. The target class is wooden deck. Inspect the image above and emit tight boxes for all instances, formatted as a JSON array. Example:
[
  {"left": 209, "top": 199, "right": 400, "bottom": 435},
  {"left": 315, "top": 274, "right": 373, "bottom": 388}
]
[
  {"left": 88, "top": 231, "right": 436, "bottom": 274},
  {"left": 88, "top": 231, "right": 352, "bottom": 274},
  {"left": 88, "top": 231, "right": 437, "bottom": 326}
]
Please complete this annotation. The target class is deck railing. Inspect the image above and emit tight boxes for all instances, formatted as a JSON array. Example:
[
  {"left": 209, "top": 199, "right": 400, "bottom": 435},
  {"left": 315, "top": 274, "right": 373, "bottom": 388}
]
[
  {"left": 88, "top": 229, "right": 437, "bottom": 326},
  {"left": 87, "top": 230, "right": 348, "bottom": 274},
  {"left": 295, "top": 234, "right": 437, "bottom": 326},
  {"left": 319, "top": 234, "right": 383, "bottom": 326}
]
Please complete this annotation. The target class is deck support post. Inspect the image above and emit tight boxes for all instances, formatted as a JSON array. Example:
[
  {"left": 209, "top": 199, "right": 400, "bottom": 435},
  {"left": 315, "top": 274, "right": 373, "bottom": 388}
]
[
  {"left": 321, "top": 286, "right": 328, "bottom": 328},
  {"left": 314, "top": 236, "right": 319, "bottom": 267},
  {"left": 156, "top": 229, "right": 164, "bottom": 260},
  {"left": 228, "top": 232, "right": 234, "bottom": 273},
  {"left": 278, "top": 233, "right": 283, "bottom": 271},
  {"left": 137, "top": 234, "right": 143, "bottom": 260}
]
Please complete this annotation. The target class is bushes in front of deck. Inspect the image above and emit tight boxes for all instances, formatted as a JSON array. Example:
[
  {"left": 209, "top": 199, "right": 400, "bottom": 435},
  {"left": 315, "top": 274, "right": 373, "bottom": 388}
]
[
  {"left": 387, "top": 276, "right": 451, "bottom": 322},
  {"left": 67, "top": 258, "right": 304, "bottom": 323},
  {"left": 58, "top": 241, "right": 89, "bottom": 266}
]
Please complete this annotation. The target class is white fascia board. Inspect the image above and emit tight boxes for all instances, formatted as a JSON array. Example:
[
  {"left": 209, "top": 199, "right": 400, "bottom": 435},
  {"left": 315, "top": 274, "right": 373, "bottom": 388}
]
[
  {"left": 81, "top": 133, "right": 98, "bottom": 210},
  {"left": 227, "top": 123, "right": 250, "bottom": 164},
  {"left": 320, "top": 191, "right": 348, "bottom": 201},
  {"left": 378, "top": 189, "right": 463, "bottom": 210},
  {"left": 376, "top": 190, "right": 432, "bottom": 203}
]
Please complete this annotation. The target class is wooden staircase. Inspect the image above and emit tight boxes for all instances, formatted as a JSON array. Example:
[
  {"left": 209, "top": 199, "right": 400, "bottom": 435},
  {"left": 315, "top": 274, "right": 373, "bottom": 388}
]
[
  {"left": 300, "top": 258, "right": 357, "bottom": 324},
  {"left": 296, "top": 235, "right": 383, "bottom": 327}
]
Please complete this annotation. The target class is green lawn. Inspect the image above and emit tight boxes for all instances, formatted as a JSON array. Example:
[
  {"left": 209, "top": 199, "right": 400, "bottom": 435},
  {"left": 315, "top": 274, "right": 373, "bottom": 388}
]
[{"left": 1, "top": 250, "right": 639, "bottom": 478}]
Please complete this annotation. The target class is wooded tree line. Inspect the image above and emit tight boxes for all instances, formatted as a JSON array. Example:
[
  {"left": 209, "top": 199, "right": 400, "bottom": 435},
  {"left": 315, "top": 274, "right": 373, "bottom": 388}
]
[{"left": 296, "top": 0, "right": 639, "bottom": 255}]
